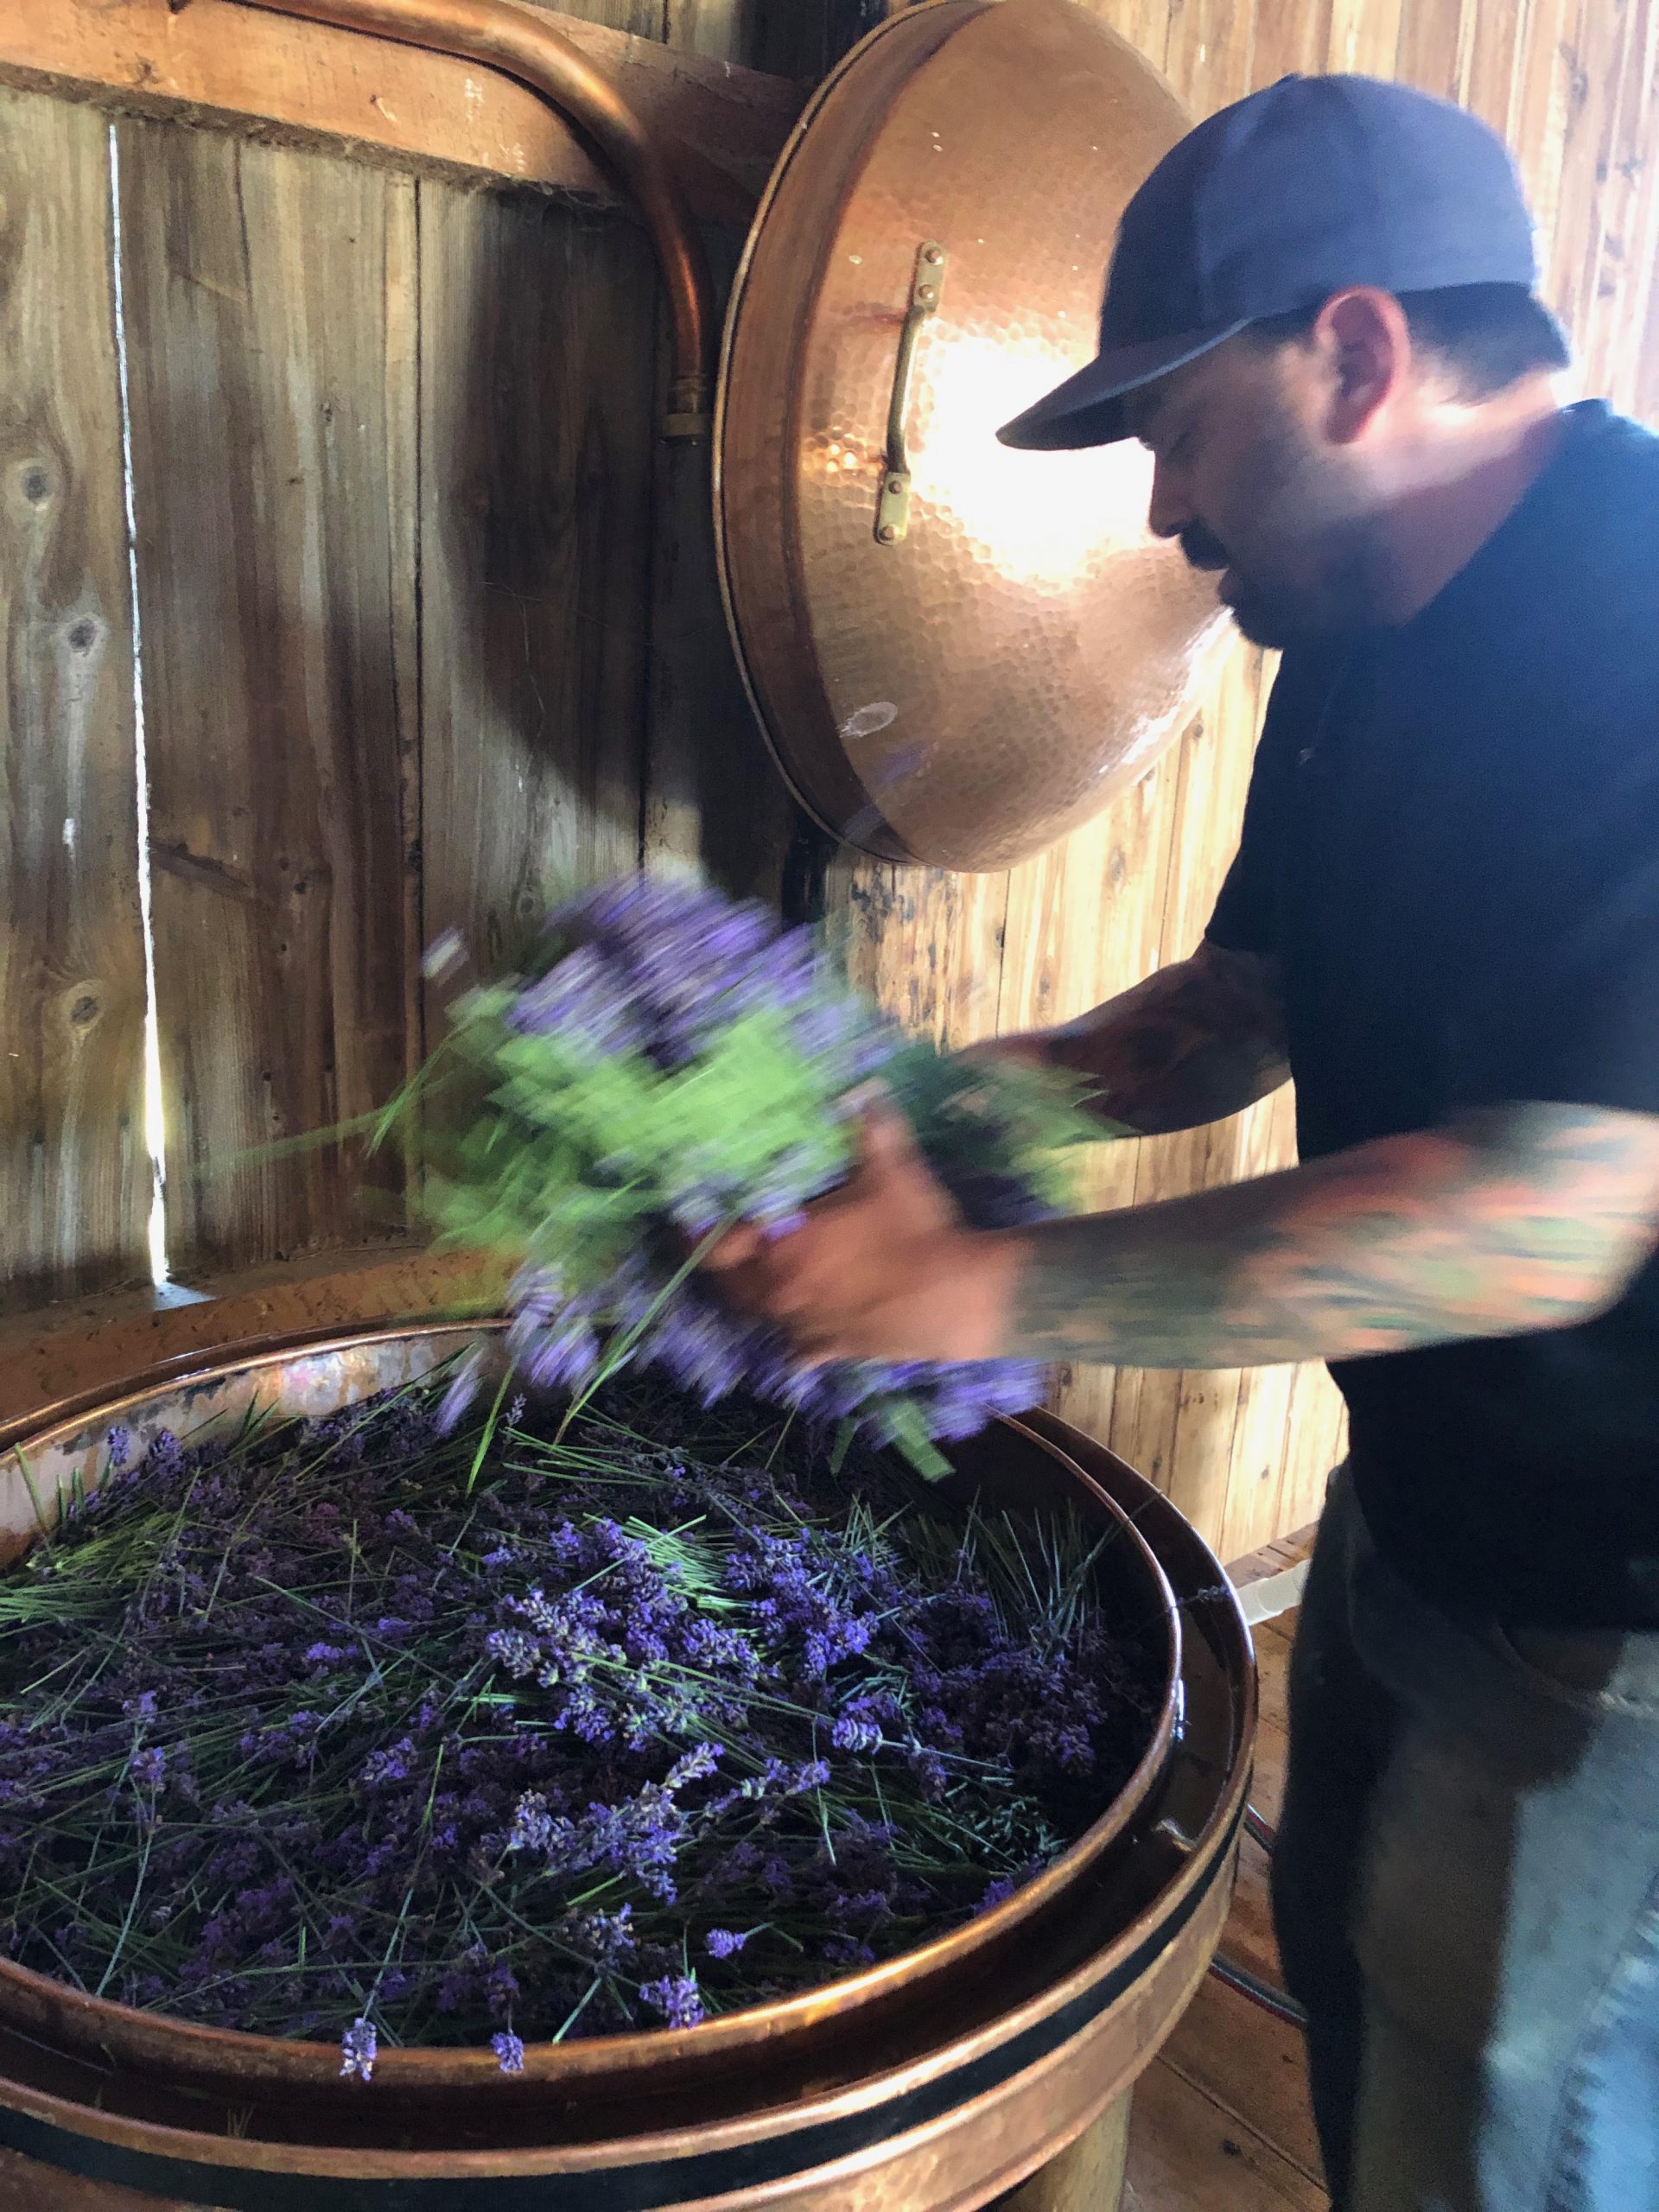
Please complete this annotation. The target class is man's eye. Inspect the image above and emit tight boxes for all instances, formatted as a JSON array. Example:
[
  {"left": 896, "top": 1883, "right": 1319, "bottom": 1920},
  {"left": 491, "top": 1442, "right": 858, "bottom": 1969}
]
[{"left": 1143, "top": 424, "right": 1192, "bottom": 467}]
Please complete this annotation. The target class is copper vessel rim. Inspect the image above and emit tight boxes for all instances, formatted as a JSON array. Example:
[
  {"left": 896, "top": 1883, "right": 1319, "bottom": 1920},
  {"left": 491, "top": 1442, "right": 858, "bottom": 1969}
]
[
  {"left": 3, "top": 1317, "right": 1184, "bottom": 2088},
  {"left": 0, "top": 1863, "right": 1238, "bottom": 2182}
]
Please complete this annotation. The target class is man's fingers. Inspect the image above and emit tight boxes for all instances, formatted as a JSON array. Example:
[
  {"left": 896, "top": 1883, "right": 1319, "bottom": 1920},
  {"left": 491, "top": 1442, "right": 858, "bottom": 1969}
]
[
  {"left": 849, "top": 1095, "right": 924, "bottom": 1180},
  {"left": 776, "top": 1316, "right": 848, "bottom": 1363},
  {"left": 704, "top": 1238, "right": 820, "bottom": 1322},
  {"left": 704, "top": 1222, "right": 764, "bottom": 1273}
]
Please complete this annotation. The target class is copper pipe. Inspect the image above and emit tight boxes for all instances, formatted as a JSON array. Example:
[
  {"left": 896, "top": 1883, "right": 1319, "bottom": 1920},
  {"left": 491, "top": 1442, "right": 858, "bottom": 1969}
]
[
  {"left": 1210, "top": 1951, "right": 1308, "bottom": 2028},
  {"left": 232, "top": 0, "right": 716, "bottom": 434}
]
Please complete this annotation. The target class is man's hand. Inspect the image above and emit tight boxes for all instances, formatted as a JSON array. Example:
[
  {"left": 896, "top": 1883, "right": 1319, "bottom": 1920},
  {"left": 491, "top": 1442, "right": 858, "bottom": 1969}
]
[
  {"left": 705, "top": 1100, "right": 1025, "bottom": 1363},
  {"left": 953, "top": 1032, "right": 1051, "bottom": 1074},
  {"left": 1020, "top": 940, "right": 1291, "bottom": 1133},
  {"left": 708, "top": 1099, "right": 1659, "bottom": 1376}
]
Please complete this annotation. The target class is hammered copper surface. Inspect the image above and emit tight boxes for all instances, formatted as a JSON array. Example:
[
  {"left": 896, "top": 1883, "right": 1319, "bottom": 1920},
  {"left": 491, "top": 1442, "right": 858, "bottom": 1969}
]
[
  {"left": 0, "top": 1327, "right": 1251, "bottom": 2205},
  {"left": 716, "top": 0, "right": 1229, "bottom": 871}
]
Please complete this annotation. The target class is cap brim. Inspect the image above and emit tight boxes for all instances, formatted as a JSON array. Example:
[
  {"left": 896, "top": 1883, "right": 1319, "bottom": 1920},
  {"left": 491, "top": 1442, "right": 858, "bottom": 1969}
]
[{"left": 995, "top": 321, "right": 1248, "bottom": 450}]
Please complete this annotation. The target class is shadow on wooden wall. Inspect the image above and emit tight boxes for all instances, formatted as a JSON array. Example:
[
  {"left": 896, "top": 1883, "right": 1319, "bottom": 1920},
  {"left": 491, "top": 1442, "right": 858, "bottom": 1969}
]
[{"left": 419, "top": 184, "right": 656, "bottom": 976}]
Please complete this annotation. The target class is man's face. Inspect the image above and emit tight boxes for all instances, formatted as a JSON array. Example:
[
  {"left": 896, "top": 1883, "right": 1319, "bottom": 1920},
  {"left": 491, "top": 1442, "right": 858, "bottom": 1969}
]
[{"left": 1129, "top": 337, "right": 1386, "bottom": 647}]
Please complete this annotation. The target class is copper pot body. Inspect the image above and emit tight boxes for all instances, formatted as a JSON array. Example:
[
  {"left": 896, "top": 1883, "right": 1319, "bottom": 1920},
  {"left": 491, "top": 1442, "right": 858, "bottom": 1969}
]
[
  {"left": 715, "top": 0, "right": 1228, "bottom": 871},
  {"left": 0, "top": 1328, "right": 1253, "bottom": 2207}
]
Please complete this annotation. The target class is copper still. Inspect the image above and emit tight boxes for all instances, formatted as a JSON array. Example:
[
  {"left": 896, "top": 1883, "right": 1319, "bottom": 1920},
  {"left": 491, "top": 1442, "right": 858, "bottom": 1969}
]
[
  {"left": 0, "top": 1325, "right": 1255, "bottom": 2209},
  {"left": 9, "top": 11, "right": 1254, "bottom": 2200},
  {"left": 234, "top": 0, "right": 1226, "bottom": 871}
]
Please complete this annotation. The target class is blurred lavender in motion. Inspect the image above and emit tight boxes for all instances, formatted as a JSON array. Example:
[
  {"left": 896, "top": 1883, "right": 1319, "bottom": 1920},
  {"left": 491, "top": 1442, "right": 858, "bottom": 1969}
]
[{"left": 386, "top": 877, "right": 1098, "bottom": 1466}]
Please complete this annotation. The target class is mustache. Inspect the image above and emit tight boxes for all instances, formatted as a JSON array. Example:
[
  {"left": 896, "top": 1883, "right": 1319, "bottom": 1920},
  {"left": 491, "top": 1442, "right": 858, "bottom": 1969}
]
[{"left": 1179, "top": 524, "right": 1230, "bottom": 572}]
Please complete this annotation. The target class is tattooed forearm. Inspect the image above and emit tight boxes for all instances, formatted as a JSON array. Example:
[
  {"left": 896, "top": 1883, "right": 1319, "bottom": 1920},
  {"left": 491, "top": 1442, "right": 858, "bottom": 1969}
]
[
  {"left": 1007, "top": 939, "right": 1289, "bottom": 1135},
  {"left": 1003, "top": 1103, "right": 1659, "bottom": 1368}
]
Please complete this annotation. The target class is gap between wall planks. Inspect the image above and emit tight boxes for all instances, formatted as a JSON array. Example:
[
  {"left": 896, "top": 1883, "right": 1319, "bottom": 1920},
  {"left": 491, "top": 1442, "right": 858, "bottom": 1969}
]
[{"left": 0, "top": 90, "right": 150, "bottom": 1315}]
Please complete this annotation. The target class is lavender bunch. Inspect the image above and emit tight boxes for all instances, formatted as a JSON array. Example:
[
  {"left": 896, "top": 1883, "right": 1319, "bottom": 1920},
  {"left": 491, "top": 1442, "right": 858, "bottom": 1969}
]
[
  {"left": 392, "top": 877, "right": 1099, "bottom": 1466},
  {"left": 0, "top": 1372, "right": 1161, "bottom": 2074}
]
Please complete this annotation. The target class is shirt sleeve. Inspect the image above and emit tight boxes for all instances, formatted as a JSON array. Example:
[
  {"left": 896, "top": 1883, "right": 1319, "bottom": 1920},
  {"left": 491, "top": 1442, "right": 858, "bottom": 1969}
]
[
  {"left": 1203, "top": 655, "right": 1308, "bottom": 957},
  {"left": 1204, "top": 830, "right": 1276, "bottom": 956}
]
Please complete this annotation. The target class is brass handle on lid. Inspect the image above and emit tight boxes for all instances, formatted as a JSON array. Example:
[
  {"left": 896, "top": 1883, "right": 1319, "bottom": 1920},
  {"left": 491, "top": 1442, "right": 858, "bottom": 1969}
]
[{"left": 876, "top": 241, "right": 946, "bottom": 544}]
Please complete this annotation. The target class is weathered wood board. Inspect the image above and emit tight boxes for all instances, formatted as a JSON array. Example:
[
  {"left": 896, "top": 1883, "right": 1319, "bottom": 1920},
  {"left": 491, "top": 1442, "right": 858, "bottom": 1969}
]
[
  {"left": 417, "top": 185, "right": 658, "bottom": 980},
  {"left": 0, "top": 90, "right": 149, "bottom": 1313},
  {"left": 116, "top": 122, "right": 419, "bottom": 1273}
]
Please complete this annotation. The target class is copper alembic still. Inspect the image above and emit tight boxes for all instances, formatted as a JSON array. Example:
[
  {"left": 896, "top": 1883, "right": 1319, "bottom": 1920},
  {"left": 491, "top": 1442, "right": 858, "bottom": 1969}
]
[
  {"left": 233, "top": 0, "right": 1228, "bottom": 872},
  {"left": 0, "top": 6, "right": 1254, "bottom": 2207},
  {"left": 0, "top": 1326, "right": 1254, "bottom": 2210}
]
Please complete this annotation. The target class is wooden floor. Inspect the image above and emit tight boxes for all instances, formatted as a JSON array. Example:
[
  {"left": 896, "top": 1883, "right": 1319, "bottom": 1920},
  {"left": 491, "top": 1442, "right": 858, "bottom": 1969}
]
[{"left": 1122, "top": 1566, "right": 1327, "bottom": 2211}]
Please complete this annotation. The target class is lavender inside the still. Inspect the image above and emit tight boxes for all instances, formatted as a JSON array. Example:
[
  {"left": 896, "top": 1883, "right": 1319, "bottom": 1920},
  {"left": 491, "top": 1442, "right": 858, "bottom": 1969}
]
[
  {"left": 0, "top": 1374, "right": 1163, "bottom": 2079},
  {"left": 401, "top": 875, "right": 1103, "bottom": 1471}
]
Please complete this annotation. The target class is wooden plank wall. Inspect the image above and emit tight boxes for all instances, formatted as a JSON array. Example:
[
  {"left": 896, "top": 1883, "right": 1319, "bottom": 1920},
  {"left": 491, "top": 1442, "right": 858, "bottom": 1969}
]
[{"left": 3, "top": 0, "right": 1658, "bottom": 1554}]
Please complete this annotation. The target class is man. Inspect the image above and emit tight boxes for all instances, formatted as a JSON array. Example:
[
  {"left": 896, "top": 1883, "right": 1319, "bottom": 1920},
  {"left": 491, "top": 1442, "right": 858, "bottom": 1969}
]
[{"left": 709, "top": 75, "right": 1659, "bottom": 2212}]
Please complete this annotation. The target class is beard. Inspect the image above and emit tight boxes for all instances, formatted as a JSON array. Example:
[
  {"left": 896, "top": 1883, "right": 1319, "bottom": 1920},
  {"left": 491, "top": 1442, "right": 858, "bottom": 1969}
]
[{"left": 1184, "top": 407, "right": 1388, "bottom": 649}]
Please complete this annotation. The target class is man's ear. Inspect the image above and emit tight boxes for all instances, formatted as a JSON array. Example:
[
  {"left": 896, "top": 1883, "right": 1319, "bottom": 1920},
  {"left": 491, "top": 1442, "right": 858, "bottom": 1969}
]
[{"left": 1307, "top": 287, "right": 1412, "bottom": 443}]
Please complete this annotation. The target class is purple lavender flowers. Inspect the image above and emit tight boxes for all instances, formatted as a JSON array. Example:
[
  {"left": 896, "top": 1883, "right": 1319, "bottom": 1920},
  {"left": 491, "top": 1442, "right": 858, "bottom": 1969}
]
[
  {"left": 393, "top": 876, "right": 1099, "bottom": 1465},
  {"left": 0, "top": 1370, "right": 1159, "bottom": 2070},
  {"left": 640, "top": 1974, "right": 704, "bottom": 2030}
]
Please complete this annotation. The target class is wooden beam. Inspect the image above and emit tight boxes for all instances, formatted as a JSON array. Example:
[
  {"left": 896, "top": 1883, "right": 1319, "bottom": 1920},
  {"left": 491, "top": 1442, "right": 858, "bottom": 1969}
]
[
  {"left": 0, "top": 0, "right": 806, "bottom": 226},
  {"left": 0, "top": 1242, "right": 501, "bottom": 1440}
]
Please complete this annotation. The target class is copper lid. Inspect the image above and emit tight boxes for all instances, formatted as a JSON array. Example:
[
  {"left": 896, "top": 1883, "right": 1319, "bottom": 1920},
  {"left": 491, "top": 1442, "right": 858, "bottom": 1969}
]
[{"left": 715, "top": 0, "right": 1227, "bottom": 872}]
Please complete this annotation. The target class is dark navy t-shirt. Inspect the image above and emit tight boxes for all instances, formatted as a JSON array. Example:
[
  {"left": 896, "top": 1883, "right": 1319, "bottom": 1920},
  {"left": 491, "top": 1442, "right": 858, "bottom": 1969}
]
[{"left": 1208, "top": 401, "right": 1659, "bottom": 1627}]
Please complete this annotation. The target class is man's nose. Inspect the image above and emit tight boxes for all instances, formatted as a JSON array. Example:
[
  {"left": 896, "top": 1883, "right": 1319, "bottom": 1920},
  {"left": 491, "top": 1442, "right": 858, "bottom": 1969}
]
[{"left": 1147, "top": 458, "right": 1192, "bottom": 543}]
